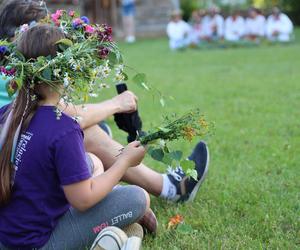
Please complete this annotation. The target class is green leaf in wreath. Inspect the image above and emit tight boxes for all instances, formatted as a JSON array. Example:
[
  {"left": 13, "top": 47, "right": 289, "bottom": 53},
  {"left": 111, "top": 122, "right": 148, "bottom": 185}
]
[
  {"left": 160, "top": 97, "right": 165, "bottom": 107},
  {"left": 122, "top": 72, "right": 128, "bottom": 81},
  {"left": 132, "top": 73, "right": 149, "bottom": 90},
  {"left": 56, "top": 39, "right": 73, "bottom": 52},
  {"left": 15, "top": 78, "right": 23, "bottom": 89},
  {"left": 15, "top": 64, "right": 24, "bottom": 89},
  {"left": 42, "top": 68, "right": 52, "bottom": 81},
  {"left": 55, "top": 38, "right": 74, "bottom": 47},
  {"left": 108, "top": 51, "right": 118, "bottom": 66}
]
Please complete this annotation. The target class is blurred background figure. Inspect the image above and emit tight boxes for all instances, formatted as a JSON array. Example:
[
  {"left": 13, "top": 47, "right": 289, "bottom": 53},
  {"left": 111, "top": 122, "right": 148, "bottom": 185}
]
[
  {"left": 202, "top": 5, "right": 224, "bottom": 41},
  {"left": 121, "top": 0, "right": 136, "bottom": 43},
  {"left": 166, "top": 9, "right": 191, "bottom": 50},
  {"left": 170, "top": 0, "right": 180, "bottom": 10},
  {"left": 189, "top": 10, "right": 205, "bottom": 45},
  {"left": 245, "top": 7, "right": 266, "bottom": 42},
  {"left": 266, "top": 6, "right": 293, "bottom": 42},
  {"left": 224, "top": 10, "right": 245, "bottom": 42}
]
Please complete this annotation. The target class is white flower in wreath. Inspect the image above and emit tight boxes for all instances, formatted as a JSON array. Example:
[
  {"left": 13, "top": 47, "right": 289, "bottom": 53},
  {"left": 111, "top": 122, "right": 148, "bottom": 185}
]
[
  {"left": 115, "top": 64, "right": 124, "bottom": 74},
  {"left": 20, "top": 24, "right": 29, "bottom": 33},
  {"left": 115, "top": 72, "right": 125, "bottom": 83},
  {"left": 53, "top": 68, "right": 61, "bottom": 78},
  {"left": 63, "top": 73, "right": 70, "bottom": 87},
  {"left": 89, "top": 93, "right": 98, "bottom": 97},
  {"left": 97, "top": 62, "right": 111, "bottom": 79}
]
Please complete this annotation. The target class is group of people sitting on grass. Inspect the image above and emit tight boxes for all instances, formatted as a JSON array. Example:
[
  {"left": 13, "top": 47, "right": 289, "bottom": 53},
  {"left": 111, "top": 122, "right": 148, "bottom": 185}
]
[
  {"left": 166, "top": 5, "right": 294, "bottom": 50},
  {"left": 0, "top": 0, "right": 209, "bottom": 250}
]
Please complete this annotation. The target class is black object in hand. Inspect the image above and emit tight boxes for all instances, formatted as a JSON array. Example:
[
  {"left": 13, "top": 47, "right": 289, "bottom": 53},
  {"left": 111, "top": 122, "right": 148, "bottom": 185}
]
[{"left": 114, "top": 83, "right": 145, "bottom": 143}]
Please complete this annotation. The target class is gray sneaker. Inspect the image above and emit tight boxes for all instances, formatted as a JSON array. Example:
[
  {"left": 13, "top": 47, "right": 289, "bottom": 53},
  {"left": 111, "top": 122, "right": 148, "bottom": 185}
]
[{"left": 90, "top": 226, "right": 127, "bottom": 250}]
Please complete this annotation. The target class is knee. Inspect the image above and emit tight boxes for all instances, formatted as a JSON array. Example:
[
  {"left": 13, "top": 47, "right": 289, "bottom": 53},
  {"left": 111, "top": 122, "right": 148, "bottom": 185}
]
[
  {"left": 142, "top": 188, "right": 150, "bottom": 213},
  {"left": 86, "top": 152, "right": 104, "bottom": 177},
  {"left": 129, "top": 186, "right": 150, "bottom": 216}
]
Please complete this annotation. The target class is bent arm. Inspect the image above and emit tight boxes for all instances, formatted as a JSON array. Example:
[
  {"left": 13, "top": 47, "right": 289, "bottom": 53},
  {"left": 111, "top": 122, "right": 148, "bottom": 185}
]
[
  {"left": 63, "top": 158, "right": 129, "bottom": 212},
  {"left": 60, "top": 90, "right": 137, "bottom": 130},
  {"left": 62, "top": 141, "right": 146, "bottom": 212},
  {"left": 60, "top": 99, "right": 121, "bottom": 130}
]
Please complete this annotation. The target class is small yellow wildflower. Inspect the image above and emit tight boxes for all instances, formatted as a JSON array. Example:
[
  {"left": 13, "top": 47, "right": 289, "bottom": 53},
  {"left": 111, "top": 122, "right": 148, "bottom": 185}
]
[{"left": 183, "top": 126, "right": 196, "bottom": 141}]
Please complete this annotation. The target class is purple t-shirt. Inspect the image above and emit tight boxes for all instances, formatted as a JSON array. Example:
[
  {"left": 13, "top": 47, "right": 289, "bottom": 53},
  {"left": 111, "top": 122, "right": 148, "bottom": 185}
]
[{"left": 0, "top": 105, "right": 91, "bottom": 249}]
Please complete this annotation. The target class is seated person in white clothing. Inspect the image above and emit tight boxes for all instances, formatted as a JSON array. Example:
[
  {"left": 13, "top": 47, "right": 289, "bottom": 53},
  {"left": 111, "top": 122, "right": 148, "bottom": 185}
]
[
  {"left": 202, "top": 5, "right": 224, "bottom": 41},
  {"left": 245, "top": 7, "right": 266, "bottom": 41},
  {"left": 224, "top": 10, "right": 245, "bottom": 42},
  {"left": 166, "top": 9, "right": 191, "bottom": 50},
  {"left": 266, "top": 7, "right": 293, "bottom": 42},
  {"left": 189, "top": 10, "right": 205, "bottom": 45}
]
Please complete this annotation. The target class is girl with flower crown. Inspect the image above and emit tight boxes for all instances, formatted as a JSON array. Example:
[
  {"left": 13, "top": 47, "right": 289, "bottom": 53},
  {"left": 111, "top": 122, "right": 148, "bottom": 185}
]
[
  {"left": 0, "top": 3, "right": 210, "bottom": 248},
  {"left": 0, "top": 24, "right": 151, "bottom": 249},
  {"left": 0, "top": 0, "right": 210, "bottom": 212}
]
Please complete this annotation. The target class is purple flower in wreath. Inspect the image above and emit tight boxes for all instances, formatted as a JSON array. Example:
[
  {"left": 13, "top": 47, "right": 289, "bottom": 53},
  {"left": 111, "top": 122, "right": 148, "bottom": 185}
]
[
  {"left": 80, "top": 16, "right": 90, "bottom": 24},
  {"left": 72, "top": 18, "right": 83, "bottom": 29},
  {"left": 0, "top": 46, "right": 7, "bottom": 55},
  {"left": 0, "top": 66, "right": 16, "bottom": 76},
  {"left": 98, "top": 46, "right": 110, "bottom": 59}
]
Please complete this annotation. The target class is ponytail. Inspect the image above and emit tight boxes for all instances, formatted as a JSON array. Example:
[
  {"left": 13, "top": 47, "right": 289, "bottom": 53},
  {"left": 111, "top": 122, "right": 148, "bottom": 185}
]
[{"left": 0, "top": 85, "right": 39, "bottom": 206}]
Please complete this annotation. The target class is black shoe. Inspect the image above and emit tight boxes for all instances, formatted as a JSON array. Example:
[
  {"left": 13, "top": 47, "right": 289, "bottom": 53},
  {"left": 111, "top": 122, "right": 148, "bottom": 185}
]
[
  {"left": 99, "top": 121, "right": 113, "bottom": 138},
  {"left": 166, "top": 166, "right": 186, "bottom": 202},
  {"left": 166, "top": 141, "right": 209, "bottom": 202},
  {"left": 170, "top": 141, "right": 209, "bottom": 202}
]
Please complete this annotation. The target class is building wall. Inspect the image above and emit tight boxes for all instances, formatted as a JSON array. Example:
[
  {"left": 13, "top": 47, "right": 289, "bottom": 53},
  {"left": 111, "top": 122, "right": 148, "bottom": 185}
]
[
  {"left": 134, "top": 0, "right": 174, "bottom": 37},
  {"left": 46, "top": 0, "right": 175, "bottom": 37}
]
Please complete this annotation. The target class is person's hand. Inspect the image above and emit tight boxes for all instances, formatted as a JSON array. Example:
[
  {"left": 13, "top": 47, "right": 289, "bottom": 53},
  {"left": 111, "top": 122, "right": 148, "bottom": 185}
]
[
  {"left": 112, "top": 91, "right": 138, "bottom": 113},
  {"left": 118, "top": 141, "right": 146, "bottom": 167}
]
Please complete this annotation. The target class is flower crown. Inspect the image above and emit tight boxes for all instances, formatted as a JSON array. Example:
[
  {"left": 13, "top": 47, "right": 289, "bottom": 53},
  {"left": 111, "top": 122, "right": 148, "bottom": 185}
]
[{"left": 0, "top": 10, "right": 127, "bottom": 105}]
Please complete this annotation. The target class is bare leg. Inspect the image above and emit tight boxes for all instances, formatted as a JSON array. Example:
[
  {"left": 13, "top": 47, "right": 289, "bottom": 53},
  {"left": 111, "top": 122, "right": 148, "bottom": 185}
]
[
  {"left": 86, "top": 152, "right": 104, "bottom": 177},
  {"left": 83, "top": 125, "right": 163, "bottom": 196},
  {"left": 123, "top": 15, "right": 135, "bottom": 41}
]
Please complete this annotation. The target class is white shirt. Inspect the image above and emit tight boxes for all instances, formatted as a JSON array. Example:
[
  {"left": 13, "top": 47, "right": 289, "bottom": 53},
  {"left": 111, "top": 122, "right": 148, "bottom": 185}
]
[
  {"left": 189, "top": 22, "right": 204, "bottom": 44},
  {"left": 245, "top": 15, "right": 266, "bottom": 37},
  {"left": 166, "top": 20, "right": 191, "bottom": 41},
  {"left": 224, "top": 16, "right": 245, "bottom": 41},
  {"left": 266, "top": 13, "right": 293, "bottom": 41},
  {"left": 202, "top": 14, "right": 224, "bottom": 38}
]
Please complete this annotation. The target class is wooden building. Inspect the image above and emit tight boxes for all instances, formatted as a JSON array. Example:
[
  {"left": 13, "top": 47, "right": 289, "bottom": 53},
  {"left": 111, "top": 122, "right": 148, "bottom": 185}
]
[{"left": 46, "top": 0, "right": 175, "bottom": 37}]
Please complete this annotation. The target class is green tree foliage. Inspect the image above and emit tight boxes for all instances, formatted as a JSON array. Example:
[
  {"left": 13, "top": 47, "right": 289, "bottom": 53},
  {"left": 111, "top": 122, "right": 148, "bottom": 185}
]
[{"left": 281, "top": 0, "right": 300, "bottom": 25}]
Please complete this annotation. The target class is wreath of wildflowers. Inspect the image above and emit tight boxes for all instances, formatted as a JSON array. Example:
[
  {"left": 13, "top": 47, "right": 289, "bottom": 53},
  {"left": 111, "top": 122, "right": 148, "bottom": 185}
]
[{"left": 0, "top": 10, "right": 127, "bottom": 112}]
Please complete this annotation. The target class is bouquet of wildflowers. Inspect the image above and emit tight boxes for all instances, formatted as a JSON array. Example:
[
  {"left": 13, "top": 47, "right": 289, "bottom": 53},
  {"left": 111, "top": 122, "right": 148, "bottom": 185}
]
[{"left": 139, "top": 109, "right": 211, "bottom": 179}]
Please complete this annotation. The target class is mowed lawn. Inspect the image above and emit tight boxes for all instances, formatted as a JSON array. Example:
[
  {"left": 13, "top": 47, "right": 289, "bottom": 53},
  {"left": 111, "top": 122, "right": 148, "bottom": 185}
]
[{"left": 99, "top": 30, "right": 300, "bottom": 249}]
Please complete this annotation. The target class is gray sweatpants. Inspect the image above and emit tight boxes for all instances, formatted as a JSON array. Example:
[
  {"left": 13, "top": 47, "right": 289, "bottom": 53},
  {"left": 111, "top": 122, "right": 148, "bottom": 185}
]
[{"left": 0, "top": 185, "right": 147, "bottom": 250}]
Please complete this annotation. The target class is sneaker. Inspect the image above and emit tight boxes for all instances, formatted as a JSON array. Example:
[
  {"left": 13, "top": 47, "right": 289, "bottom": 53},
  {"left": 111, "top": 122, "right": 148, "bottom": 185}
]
[
  {"left": 122, "top": 223, "right": 144, "bottom": 239},
  {"left": 167, "top": 141, "right": 210, "bottom": 203},
  {"left": 121, "top": 237, "right": 142, "bottom": 250},
  {"left": 90, "top": 226, "right": 128, "bottom": 250},
  {"left": 138, "top": 208, "right": 158, "bottom": 235}
]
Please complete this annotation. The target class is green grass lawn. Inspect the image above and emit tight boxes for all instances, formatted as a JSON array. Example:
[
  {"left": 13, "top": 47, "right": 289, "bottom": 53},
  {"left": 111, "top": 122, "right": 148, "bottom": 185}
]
[{"left": 100, "top": 31, "right": 300, "bottom": 249}]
